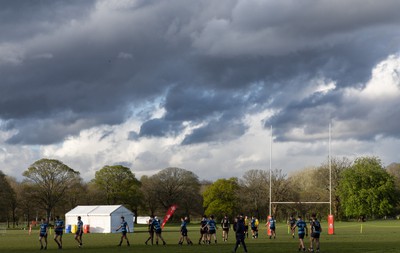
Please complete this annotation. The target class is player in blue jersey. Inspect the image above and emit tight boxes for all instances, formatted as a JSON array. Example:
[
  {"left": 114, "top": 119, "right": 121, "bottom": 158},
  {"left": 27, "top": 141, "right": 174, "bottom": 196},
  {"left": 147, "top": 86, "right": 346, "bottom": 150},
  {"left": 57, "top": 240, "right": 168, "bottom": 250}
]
[
  {"left": 54, "top": 216, "right": 64, "bottom": 249},
  {"left": 266, "top": 215, "right": 276, "bottom": 239},
  {"left": 74, "top": 216, "right": 83, "bottom": 247},
  {"left": 39, "top": 218, "right": 48, "bottom": 250},
  {"left": 207, "top": 215, "right": 218, "bottom": 244},
  {"left": 199, "top": 215, "right": 208, "bottom": 244},
  {"left": 233, "top": 214, "right": 248, "bottom": 253},
  {"left": 250, "top": 216, "right": 259, "bottom": 239},
  {"left": 151, "top": 215, "right": 166, "bottom": 245},
  {"left": 309, "top": 214, "right": 322, "bottom": 252},
  {"left": 116, "top": 216, "right": 130, "bottom": 246},
  {"left": 178, "top": 216, "right": 193, "bottom": 245},
  {"left": 293, "top": 215, "right": 308, "bottom": 252}
]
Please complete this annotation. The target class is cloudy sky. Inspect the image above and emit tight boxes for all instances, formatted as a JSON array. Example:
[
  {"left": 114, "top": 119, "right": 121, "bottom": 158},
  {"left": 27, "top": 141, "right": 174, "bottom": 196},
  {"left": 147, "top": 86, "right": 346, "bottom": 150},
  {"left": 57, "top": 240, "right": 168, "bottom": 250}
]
[{"left": 1, "top": 0, "right": 400, "bottom": 181}]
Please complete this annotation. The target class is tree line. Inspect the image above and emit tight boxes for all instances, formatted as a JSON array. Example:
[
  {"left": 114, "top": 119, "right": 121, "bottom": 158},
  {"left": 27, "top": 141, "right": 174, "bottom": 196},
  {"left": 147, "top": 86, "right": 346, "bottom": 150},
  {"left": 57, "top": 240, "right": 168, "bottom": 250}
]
[{"left": 1, "top": 156, "right": 399, "bottom": 228}]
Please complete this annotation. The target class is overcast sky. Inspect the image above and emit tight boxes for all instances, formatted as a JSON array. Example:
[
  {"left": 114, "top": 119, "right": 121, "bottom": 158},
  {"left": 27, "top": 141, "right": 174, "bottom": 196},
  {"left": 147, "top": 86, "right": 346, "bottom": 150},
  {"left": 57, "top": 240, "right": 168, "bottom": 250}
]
[{"left": 1, "top": 0, "right": 400, "bottom": 181}]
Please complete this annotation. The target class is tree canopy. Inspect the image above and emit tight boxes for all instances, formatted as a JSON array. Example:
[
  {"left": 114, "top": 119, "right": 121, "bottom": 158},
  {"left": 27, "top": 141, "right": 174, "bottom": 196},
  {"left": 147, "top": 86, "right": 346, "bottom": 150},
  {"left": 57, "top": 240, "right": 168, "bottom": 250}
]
[
  {"left": 23, "top": 159, "right": 81, "bottom": 220},
  {"left": 338, "top": 157, "right": 396, "bottom": 218},
  {"left": 93, "top": 165, "right": 141, "bottom": 209},
  {"left": 203, "top": 177, "right": 240, "bottom": 219}
]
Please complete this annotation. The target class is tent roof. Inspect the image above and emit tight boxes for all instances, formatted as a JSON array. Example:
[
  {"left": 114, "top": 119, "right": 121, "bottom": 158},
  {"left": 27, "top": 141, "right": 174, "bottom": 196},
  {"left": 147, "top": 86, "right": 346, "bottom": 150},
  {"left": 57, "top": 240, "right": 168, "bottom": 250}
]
[{"left": 66, "top": 205, "right": 133, "bottom": 216}]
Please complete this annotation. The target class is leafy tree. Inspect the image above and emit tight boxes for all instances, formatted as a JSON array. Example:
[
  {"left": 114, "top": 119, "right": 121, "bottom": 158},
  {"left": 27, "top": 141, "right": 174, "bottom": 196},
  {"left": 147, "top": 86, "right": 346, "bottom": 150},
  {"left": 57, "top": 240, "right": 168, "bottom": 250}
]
[
  {"left": 386, "top": 163, "right": 400, "bottom": 186},
  {"left": 93, "top": 165, "right": 141, "bottom": 212},
  {"left": 0, "top": 171, "right": 16, "bottom": 224},
  {"left": 386, "top": 163, "right": 400, "bottom": 214},
  {"left": 338, "top": 157, "right": 396, "bottom": 218},
  {"left": 203, "top": 177, "right": 240, "bottom": 220},
  {"left": 5, "top": 176, "right": 19, "bottom": 227},
  {"left": 144, "top": 167, "right": 202, "bottom": 218},
  {"left": 312, "top": 157, "right": 352, "bottom": 218},
  {"left": 23, "top": 159, "right": 81, "bottom": 220}
]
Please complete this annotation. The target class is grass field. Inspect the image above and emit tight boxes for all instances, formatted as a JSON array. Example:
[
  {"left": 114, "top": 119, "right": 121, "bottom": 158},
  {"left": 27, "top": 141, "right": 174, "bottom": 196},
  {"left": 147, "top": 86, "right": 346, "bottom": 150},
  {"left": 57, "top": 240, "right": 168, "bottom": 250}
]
[{"left": 1, "top": 220, "right": 399, "bottom": 253}]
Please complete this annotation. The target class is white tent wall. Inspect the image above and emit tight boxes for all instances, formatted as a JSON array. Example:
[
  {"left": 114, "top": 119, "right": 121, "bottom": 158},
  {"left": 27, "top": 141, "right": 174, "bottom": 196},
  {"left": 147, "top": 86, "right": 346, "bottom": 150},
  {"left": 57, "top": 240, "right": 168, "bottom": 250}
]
[
  {"left": 88, "top": 215, "right": 110, "bottom": 233},
  {"left": 65, "top": 205, "right": 134, "bottom": 234}
]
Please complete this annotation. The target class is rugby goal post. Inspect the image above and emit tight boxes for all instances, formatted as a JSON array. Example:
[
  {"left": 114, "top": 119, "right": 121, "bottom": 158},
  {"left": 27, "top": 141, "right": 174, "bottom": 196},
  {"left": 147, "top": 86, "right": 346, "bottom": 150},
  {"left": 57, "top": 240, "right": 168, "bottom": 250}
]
[{"left": 268, "top": 124, "right": 334, "bottom": 235}]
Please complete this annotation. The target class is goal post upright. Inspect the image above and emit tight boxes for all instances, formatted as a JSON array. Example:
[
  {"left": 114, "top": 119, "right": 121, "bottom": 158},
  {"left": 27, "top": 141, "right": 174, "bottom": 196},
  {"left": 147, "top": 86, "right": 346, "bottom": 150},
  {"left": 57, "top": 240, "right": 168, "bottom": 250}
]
[
  {"left": 329, "top": 122, "right": 332, "bottom": 215},
  {"left": 269, "top": 125, "right": 272, "bottom": 217}
]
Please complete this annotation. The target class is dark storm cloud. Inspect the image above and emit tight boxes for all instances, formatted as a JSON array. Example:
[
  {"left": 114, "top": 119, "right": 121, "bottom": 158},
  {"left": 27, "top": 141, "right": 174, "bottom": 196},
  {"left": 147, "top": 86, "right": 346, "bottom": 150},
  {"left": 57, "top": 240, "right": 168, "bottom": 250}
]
[
  {"left": 0, "top": 0, "right": 96, "bottom": 42},
  {"left": 181, "top": 120, "right": 247, "bottom": 145},
  {"left": 139, "top": 118, "right": 184, "bottom": 137},
  {"left": 1, "top": 0, "right": 400, "bottom": 145},
  {"left": 266, "top": 91, "right": 342, "bottom": 141}
]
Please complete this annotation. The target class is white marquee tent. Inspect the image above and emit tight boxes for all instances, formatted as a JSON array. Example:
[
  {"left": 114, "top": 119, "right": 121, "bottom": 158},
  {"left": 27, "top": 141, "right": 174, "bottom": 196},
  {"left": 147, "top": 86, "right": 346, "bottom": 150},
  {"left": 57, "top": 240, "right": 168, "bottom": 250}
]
[{"left": 65, "top": 205, "right": 134, "bottom": 233}]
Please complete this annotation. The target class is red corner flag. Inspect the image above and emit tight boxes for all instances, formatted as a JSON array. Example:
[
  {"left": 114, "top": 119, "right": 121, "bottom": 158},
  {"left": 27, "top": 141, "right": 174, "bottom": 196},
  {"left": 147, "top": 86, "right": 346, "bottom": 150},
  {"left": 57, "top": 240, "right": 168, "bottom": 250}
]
[{"left": 161, "top": 204, "right": 178, "bottom": 229}]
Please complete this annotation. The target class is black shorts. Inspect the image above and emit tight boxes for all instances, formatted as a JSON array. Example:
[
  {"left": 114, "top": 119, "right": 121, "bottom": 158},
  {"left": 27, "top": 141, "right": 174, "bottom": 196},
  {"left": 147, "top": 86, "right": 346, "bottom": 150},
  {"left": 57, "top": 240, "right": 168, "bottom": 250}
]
[
  {"left": 223, "top": 228, "right": 229, "bottom": 232},
  {"left": 181, "top": 229, "right": 188, "bottom": 236},
  {"left": 270, "top": 227, "right": 275, "bottom": 231},
  {"left": 75, "top": 230, "right": 83, "bottom": 236},
  {"left": 311, "top": 233, "right": 320, "bottom": 238},
  {"left": 55, "top": 230, "right": 63, "bottom": 236},
  {"left": 122, "top": 231, "right": 127, "bottom": 236},
  {"left": 208, "top": 229, "right": 216, "bottom": 234},
  {"left": 155, "top": 229, "right": 162, "bottom": 234},
  {"left": 298, "top": 233, "right": 305, "bottom": 239},
  {"left": 244, "top": 225, "right": 249, "bottom": 231},
  {"left": 201, "top": 227, "right": 208, "bottom": 234},
  {"left": 39, "top": 233, "right": 47, "bottom": 238},
  {"left": 251, "top": 227, "right": 258, "bottom": 232}
]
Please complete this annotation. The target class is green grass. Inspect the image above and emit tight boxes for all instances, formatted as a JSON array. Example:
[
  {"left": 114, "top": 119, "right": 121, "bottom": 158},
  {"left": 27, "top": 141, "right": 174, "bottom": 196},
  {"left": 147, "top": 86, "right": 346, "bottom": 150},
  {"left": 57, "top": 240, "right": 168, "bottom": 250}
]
[{"left": 1, "top": 220, "right": 400, "bottom": 252}]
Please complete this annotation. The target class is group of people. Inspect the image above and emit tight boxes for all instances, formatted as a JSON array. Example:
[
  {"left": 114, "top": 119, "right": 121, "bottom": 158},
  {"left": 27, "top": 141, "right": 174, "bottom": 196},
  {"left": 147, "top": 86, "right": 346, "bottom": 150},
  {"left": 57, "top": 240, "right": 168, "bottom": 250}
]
[
  {"left": 288, "top": 214, "right": 322, "bottom": 252},
  {"left": 38, "top": 216, "right": 83, "bottom": 250},
  {"left": 233, "top": 213, "right": 321, "bottom": 253},
  {"left": 38, "top": 213, "right": 322, "bottom": 252},
  {"left": 144, "top": 215, "right": 167, "bottom": 246}
]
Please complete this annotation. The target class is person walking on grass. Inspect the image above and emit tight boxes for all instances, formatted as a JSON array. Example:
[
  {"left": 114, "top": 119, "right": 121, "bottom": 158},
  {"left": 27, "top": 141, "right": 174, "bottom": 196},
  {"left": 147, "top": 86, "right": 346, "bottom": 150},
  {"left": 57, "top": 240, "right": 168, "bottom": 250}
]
[
  {"left": 309, "top": 214, "right": 322, "bottom": 253},
  {"left": 199, "top": 215, "right": 208, "bottom": 244},
  {"left": 39, "top": 218, "right": 48, "bottom": 250},
  {"left": 221, "top": 214, "right": 231, "bottom": 242},
  {"left": 116, "top": 216, "right": 130, "bottom": 246},
  {"left": 74, "top": 216, "right": 84, "bottom": 248},
  {"left": 145, "top": 216, "right": 154, "bottom": 245},
  {"left": 54, "top": 216, "right": 64, "bottom": 249},
  {"left": 232, "top": 214, "right": 248, "bottom": 253},
  {"left": 293, "top": 215, "right": 308, "bottom": 252},
  {"left": 244, "top": 215, "right": 250, "bottom": 238},
  {"left": 178, "top": 216, "right": 193, "bottom": 245},
  {"left": 250, "top": 216, "right": 259, "bottom": 239},
  {"left": 288, "top": 215, "right": 297, "bottom": 238},
  {"left": 151, "top": 215, "right": 166, "bottom": 245},
  {"left": 266, "top": 215, "right": 276, "bottom": 239},
  {"left": 207, "top": 215, "right": 218, "bottom": 244}
]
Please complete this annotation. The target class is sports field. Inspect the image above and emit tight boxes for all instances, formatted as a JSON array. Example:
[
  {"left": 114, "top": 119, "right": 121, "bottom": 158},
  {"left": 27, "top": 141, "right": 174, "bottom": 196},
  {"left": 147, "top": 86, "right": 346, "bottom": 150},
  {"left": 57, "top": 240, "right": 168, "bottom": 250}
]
[{"left": 0, "top": 220, "right": 399, "bottom": 253}]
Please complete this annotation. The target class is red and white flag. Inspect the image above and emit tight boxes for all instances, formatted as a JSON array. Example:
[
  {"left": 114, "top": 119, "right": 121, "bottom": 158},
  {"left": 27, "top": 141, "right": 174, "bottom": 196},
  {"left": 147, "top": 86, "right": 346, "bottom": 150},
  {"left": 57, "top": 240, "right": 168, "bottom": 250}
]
[{"left": 161, "top": 204, "right": 178, "bottom": 229}]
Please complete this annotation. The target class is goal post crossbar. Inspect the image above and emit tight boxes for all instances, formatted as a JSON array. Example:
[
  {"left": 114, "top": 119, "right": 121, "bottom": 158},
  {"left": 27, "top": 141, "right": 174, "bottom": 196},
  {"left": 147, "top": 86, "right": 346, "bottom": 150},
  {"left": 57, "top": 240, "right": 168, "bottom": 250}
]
[{"left": 271, "top": 202, "right": 330, "bottom": 204}]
